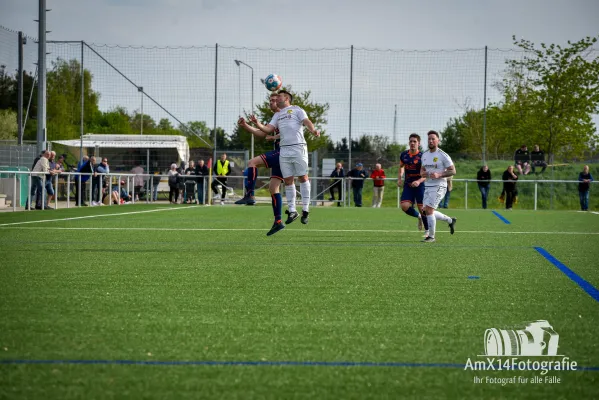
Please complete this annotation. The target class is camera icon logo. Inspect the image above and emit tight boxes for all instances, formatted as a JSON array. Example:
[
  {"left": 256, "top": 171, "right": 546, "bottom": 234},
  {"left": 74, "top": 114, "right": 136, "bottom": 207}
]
[{"left": 484, "top": 320, "right": 560, "bottom": 356}]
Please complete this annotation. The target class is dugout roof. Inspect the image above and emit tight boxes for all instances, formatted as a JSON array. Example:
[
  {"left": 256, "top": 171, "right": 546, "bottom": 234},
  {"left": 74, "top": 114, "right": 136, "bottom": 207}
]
[{"left": 52, "top": 134, "right": 190, "bottom": 163}]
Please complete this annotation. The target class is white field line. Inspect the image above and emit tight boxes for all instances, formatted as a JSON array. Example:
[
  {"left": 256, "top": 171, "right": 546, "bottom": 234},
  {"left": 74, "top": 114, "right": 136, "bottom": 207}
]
[
  {"left": 0, "top": 205, "right": 202, "bottom": 227},
  {"left": 0, "top": 226, "right": 597, "bottom": 235}
]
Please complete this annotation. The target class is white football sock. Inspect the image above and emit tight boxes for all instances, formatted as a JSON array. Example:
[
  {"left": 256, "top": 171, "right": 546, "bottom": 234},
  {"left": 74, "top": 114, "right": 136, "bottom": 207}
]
[
  {"left": 434, "top": 210, "right": 452, "bottom": 223},
  {"left": 285, "top": 185, "right": 297, "bottom": 213},
  {"left": 427, "top": 214, "right": 436, "bottom": 238},
  {"left": 300, "top": 181, "right": 311, "bottom": 212}
]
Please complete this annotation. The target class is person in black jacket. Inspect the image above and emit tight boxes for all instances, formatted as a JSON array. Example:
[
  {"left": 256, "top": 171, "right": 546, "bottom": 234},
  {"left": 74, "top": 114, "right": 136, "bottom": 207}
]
[
  {"left": 514, "top": 145, "right": 531, "bottom": 175},
  {"left": 195, "top": 159, "right": 209, "bottom": 204},
  {"left": 530, "top": 145, "right": 547, "bottom": 174},
  {"left": 502, "top": 165, "right": 518, "bottom": 210},
  {"left": 477, "top": 165, "right": 491, "bottom": 209},
  {"left": 347, "top": 163, "right": 367, "bottom": 207},
  {"left": 184, "top": 161, "right": 196, "bottom": 204},
  {"left": 578, "top": 165, "right": 594, "bottom": 211},
  {"left": 329, "top": 162, "right": 344, "bottom": 206}
]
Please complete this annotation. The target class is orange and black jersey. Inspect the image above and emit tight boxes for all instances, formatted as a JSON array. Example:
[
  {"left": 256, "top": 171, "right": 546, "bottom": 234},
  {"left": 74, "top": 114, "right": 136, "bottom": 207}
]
[{"left": 400, "top": 150, "right": 422, "bottom": 185}]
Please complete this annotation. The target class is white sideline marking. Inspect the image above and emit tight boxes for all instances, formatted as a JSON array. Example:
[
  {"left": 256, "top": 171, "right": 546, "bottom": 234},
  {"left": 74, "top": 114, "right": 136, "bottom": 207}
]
[
  {"left": 0, "top": 206, "right": 202, "bottom": 227},
  {"left": 0, "top": 226, "right": 597, "bottom": 235},
  {"left": 592, "top": 212, "right": 599, "bottom": 215}
]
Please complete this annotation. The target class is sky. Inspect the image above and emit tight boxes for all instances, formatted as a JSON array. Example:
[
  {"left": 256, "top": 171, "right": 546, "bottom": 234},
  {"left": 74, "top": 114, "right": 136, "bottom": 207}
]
[{"left": 1, "top": 0, "right": 598, "bottom": 145}]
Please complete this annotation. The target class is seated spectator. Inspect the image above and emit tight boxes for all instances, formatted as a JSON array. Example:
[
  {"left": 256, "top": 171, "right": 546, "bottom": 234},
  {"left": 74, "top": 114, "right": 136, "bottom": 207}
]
[
  {"left": 514, "top": 145, "right": 531, "bottom": 175},
  {"left": 530, "top": 145, "right": 547, "bottom": 174}
]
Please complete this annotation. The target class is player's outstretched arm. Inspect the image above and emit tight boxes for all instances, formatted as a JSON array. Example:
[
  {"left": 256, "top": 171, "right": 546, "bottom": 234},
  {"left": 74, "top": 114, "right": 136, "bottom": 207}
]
[
  {"left": 249, "top": 115, "right": 271, "bottom": 134},
  {"left": 238, "top": 118, "right": 275, "bottom": 138},
  {"left": 302, "top": 118, "right": 320, "bottom": 136}
]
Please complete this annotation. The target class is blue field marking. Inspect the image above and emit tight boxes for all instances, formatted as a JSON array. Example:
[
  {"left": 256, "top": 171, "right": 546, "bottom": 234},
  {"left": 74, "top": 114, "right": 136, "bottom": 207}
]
[
  {"left": 492, "top": 211, "right": 511, "bottom": 224},
  {"left": 534, "top": 247, "right": 599, "bottom": 303},
  {"left": 467, "top": 276, "right": 480, "bottom": 280}
]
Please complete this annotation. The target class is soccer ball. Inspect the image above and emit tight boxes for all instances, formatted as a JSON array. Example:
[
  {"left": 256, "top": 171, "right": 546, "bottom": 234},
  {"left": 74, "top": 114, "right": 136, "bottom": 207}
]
[{"left": 264, "top": 74, "right": 282, "bottom": 92}]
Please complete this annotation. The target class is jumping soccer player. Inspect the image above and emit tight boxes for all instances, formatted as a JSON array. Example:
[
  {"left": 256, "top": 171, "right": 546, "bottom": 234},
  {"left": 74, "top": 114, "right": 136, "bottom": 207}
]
[
  {"left": 420, "top": 130, "right": 457, "bottom": 243},
  {"left": 397, "top": 133, "right": 429, "bottom": 236},
  {"left": 240, "top": 90, "right": 320, "bottom": 227}
]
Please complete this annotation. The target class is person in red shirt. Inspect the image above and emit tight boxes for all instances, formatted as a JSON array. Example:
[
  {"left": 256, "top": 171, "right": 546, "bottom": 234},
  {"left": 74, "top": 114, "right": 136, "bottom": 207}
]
[{"left": 370, "top": 163, "right": 386, "bottom": 208}]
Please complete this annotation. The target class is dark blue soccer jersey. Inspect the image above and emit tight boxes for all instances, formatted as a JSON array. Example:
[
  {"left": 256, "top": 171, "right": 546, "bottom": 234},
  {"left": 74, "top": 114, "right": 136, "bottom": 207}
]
[{"left": 400, "top": 150, "right": 423, "bottom": 185}]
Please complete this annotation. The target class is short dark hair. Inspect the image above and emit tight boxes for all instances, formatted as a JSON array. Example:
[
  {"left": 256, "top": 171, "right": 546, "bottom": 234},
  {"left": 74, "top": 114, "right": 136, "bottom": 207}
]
[
  {"left": 269, "top": 92, "right": 278, "bottom": 97},
  {"left": 278, "top": 89, "right": 293, "bottom": 103},
  {"left": 427, "top": 130, "right": 439, "bottom": 139},
  {"left": 409, "top": 133, "right": 421, "bottom": 142}
]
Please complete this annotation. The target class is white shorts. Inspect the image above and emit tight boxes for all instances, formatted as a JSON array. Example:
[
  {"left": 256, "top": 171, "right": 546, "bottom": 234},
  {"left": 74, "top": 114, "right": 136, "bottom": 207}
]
[
  {"left": 423, "top": 185, "right": 447, "bottom": 209},
  {"left": 280, "top": 155, "right": 309, "bottom": 178}
]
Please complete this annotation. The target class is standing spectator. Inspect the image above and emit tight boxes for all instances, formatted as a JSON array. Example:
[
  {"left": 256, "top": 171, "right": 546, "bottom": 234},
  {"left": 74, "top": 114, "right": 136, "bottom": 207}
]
[
  {"left": 211, "top": 153, "right": 231, "bottom": 205},
  {"left": 28, "top": 150, "right": 48, "bottom": 209},
  {"left": 55, "top": 155, "right": 67, "bottom": 201},
  {"left": 45, "top": 151, "right": 58, "bottom": 208},
  {"left": 514, "top": 145, "right": 531, "bottom": 175},
  {"left": 195, "top": 159, "right": 209, "bottom": 205},
  {"left": 578, "top": 165, "right": 594, "bottom": 211},
  {"left": 93, "top": 157, "right": 110, "bottom": 206},
  {"left": 439, "top": 177, "right": 453, "bottom": 209},
  {"left": 477, "top": 165, "right": 491, "bottom": 209},
  {"left": 167, "top": 163, "right": 180, "bottom": 204},
  {"left": 184, "top": 161, "right": 197, "bottom": 204},
  {"left": 131, "top": 163, "right": 145, "bottom": 200},
  {"left": 347, "top": 163, "right": 367, "bottom": 207},
  {"left": 149, "top": 164, "right": 161, "bottom": 201},
  {"left": 75, "top": 156, "right": 95, "bottom": 206},
  {"left": 370, "top": 163, "right": 386, "bottom": 208},
  {"left": 502, "top": 165, "right": 518, "bottom": 210},
  {"left": 329, "top": 162, "right": 344, "bottom": 205},
  {"left": 530, "top": 145, "right": 548, "bottom": 175}
]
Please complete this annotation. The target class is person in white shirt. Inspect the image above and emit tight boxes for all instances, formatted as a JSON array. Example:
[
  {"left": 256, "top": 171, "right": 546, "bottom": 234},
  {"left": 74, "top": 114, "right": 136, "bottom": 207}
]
[
  {"left": 238, "top": 89, "right": 320, "bottom": 226},
  {"left": 420, "top": 130, "right": 457, "bottom": 243}
]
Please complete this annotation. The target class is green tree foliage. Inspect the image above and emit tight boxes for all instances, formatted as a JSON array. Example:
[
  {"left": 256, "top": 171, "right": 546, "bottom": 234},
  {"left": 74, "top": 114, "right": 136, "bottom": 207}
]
[
  {"left": 0, "top": 66, "right": 37, "bottom": 140},
  {"left": 0, "top": 109, "right": 17, "bottom": 140},
  {"left": 46, "top": 58, "right": 100, "bottom": 140}
]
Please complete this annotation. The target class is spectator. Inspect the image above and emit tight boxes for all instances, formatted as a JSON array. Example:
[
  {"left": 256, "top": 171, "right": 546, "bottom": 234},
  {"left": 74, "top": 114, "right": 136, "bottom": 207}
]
[
  {"left": 93, "top": 157, "right": 110, "bottom": 206},
  {"left": 28, "top": 150, "right": 50, "bottom": 209},
  {"left": 177, "top": 162, "right": 187, "bottom": 204},
  {"left": 514, "top": 145, "right": 531, "bottom": 175},
  {"left": 370, "top": 163, "right": 386, "bottom": 208},
  {"left": 530, "top": 145, "right": 548, "bottom": 175},
  {"left": 184, "top": 161, "right": 197, "bottom": 204},
  {"left": 347, "top": 163, "right": 367, "bottom": 207},
  {"left": 502, "top": 165, "right": 518, "bottom": 210},
  {"left": 578, "top": 165, "right": 594, "bottom": 211},
  {"left": 195, "top": 159, "right": 209, "bottom": 204},
  {"left": 329, "top": 162, "right": 344, "bottom": 206},
  {"left": 55, "top": 155, "right": 67, "bottom": 201},
  {"left": 212, "top": 153, "right": 231, "bottom": 205},
  {"left": 439, "top": 177, "right": 453, "bottom": 209},
  {"left": 477, "top": 165, "right": 491, "bottom": 209},
  {"left": 76, "top": 156, "right": 95, "bottom": 206},
  {"left": 131, "top": 163, "right": 145, "bottom": 200},
  {"left": 45, "top": 151, "right": 58, "bottom": 207},
  {"left": 168, "top": 163, "right": 180, "bottom": 204}
]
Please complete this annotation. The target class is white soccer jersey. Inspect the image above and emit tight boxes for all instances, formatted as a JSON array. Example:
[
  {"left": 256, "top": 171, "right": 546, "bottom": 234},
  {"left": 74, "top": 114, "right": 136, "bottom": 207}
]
[
  {"left": 269, "top": 105, "right": 308, "bottom": 157},
  {"left": 421, "top": 148, "right": 453, "bottom": 187}
]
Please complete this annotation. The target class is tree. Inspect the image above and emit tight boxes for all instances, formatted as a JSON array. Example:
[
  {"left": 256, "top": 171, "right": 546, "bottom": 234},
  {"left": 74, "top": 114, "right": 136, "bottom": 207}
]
[
  {"left": 89, "top": 106, "right": 134, "bottom": 134},
  {"left": 46, "top": 58, "right": 100, "bottom": 140},
  {"left": 505, "top": 35, "right": 599, "bottom": 161},
  {"left": 0, "top": 109, "right": 17, "bottom": 140}
]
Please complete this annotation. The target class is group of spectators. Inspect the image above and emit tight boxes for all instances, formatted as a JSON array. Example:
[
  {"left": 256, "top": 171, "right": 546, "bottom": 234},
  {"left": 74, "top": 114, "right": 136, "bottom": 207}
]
[
  {"left": 166, "top": 159, "right": 210, "bottom": 204},
  {"left": 514, "top": 144, "right": 548, "bottom": 175},
  {"left": 329, "top": 162, "right": 386, "bottom": 208}
]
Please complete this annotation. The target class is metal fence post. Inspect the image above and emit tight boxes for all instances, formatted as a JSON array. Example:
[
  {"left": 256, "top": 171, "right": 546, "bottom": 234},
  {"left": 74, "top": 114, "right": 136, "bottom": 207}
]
[
  {"left": 465, "top": 180, "right": 468, "bottom": 210},
  {"left": 534, "top": 181, "right": 538, "bottom": 211},
  {"left": 13, "top": 173, "right": 17, "bottom": 211},
  {"left": 67, "top": 174, "right": 70, "bottom": 208}
]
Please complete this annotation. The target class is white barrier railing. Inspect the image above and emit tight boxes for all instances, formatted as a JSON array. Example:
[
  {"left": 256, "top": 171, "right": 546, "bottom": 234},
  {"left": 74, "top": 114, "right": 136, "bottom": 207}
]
[{"left": 0, "top": 171, "right": 595, "bottom": 212}]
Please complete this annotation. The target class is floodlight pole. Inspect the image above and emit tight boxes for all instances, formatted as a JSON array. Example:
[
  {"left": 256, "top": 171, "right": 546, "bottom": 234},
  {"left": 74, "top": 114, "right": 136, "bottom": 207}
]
[
  {"left": 139, "top": 86, "right": 144, "bottom": 135},
  {"left": 234, "top": 59, "right": 254, "bottom": 159}
]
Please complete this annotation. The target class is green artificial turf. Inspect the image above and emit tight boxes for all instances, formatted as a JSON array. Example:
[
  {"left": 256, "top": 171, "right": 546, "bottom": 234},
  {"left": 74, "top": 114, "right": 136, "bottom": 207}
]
[{"left": 0, "top": 205, "right": 598, "bottom": 399}]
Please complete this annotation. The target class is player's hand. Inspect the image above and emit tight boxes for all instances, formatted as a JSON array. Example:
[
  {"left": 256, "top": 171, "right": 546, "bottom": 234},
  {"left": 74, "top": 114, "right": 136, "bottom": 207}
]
[
  {"left": 249, "top": 115, "right": 259, "bottom": 125},
  {"left": 265, "top": 135, "right": 276, "bottom": 141},
  {"left": 429, "top": 172, "right": 441, "bottom": 179},
  {"left": 313, "top": 130, "right": 320, "bottom": 137},
  {"left": 397, "top": 179, "right": 402, "bottom": 187},
  {"left": 238, "top": 117, "right": 247, "bottom": 127},
  {"left": 410, "top": 180, "right": 421, "bottom": 187}
]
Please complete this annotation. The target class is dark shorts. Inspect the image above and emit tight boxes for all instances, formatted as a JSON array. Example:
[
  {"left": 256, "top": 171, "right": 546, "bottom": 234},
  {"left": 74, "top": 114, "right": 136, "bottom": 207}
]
[
  {"left": 260, "top": 150, "right": 283, "bottom": 181},
  {"left": 400, "top": 183, "right": 424, "bottom": 205}
]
